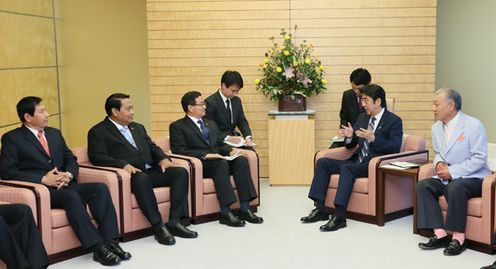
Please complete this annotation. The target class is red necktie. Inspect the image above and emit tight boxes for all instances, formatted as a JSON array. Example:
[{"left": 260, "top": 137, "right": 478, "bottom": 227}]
[
  {"left": 37, "top": 130, "right": 50, "bottom": 156},
  {"left": 357, "top": 95, "right": 363, "bottom": 112}
]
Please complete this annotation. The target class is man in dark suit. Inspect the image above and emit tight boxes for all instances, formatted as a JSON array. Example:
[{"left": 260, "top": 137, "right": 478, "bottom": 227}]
[
  {"left": 0, "top": 96, "right": 129, "bottom": 266},
  {"left": 301, "top": 84, "right": 403, "bottom": 231},
  {"left": 87, "top": 93, "right": 197, "bottom": 245},
  {"left": 0, "top": 203, "right": 49, "bottom": 269},
  {"left": 331, "top": 68, "right": 372, "bottom": 148},
  {"left": 169, "top": 91, "right": 262, "bottom": 227},
  {"left": 205, "top": 70, "right": 254, "bottom": 147}
]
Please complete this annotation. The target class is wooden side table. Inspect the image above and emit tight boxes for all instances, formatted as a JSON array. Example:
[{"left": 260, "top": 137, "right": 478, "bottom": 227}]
[{"left": 376, "top": 166, "right": 421, "bottom": 229}]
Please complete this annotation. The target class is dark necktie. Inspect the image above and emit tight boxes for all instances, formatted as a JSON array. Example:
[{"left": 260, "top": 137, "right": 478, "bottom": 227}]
[
  {"left": 358, "top": 117, "right": 376, "bottom": 163},
  {"left": 226, "top": 99, "right": 232, "bottom": 124},
  {"left": 197, "top": 120, "right": 210, "bottom": 144}
]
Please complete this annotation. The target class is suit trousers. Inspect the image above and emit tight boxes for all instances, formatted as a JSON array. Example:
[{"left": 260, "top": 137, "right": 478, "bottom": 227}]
[
  {"left": 202, "top": 156, "right": 257, "bottom": 208},
  {"left": 131, "top": 166, "right": 189, "bottom": 227},
  {"left": 0, "top": 204, "right": 49, "bottom": 269},
  {"left": 416, "top": 177, "right": 483, "bottom": 232},
  {"left": 308, "top": 157, "right": 369, "bottom": 208},
  {"left": 49, "top": 183, "right": 120, "bottom": 250}
]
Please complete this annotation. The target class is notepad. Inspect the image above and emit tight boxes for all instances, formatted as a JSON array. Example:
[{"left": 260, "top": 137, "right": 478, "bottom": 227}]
[
  {"left": 224, "top": 138, "right": 257, "bottom": 148},
  {"left": 389, "top": 161, "right": 421, "bottom": 169}
]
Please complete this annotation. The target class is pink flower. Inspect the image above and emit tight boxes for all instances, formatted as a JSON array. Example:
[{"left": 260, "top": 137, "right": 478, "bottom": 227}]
[
  {"left": 283, "top": 66, "right": 294, "bottom": 79},
  {"left": 300, "top": 75, "right": 312, "bottom": 87}
]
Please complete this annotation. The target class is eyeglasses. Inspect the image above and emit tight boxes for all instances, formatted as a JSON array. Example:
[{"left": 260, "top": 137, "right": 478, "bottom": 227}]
[{"left": 192, "top": 103, "right": 206, "bottom": 107}]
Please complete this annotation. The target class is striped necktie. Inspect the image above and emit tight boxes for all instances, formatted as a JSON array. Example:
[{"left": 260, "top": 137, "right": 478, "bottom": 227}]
[{"left": 358, "top": 117, "right": 376, "bottom": 163}]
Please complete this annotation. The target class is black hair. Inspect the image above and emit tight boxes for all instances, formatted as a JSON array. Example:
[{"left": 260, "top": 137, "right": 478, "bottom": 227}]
[
  {"left": 221, "top": 70, "right": 244, "bottom": 88},
  {"left": 105, "top": 93, "right": 130, "bottom": 116},
  {"left": 349, "top": 68, "right": 371, "bottom": 86},
  {"left": 361, "top": 84, "right": 387, "bottom": 108},
  {"left": 181, "top": 91, "right": 202, "bottom": 113},
  {"left": 17, "top": 96, "right": 42, "bottom": 122}
]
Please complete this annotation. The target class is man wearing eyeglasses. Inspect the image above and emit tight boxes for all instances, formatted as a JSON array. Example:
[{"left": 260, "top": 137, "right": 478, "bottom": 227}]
[
  {"left": 205, "top": 71, "right": 254, "bottom": 148},
  {"left": 169, "top": 91, "right": 262, "bottom": 227},
  {"left": 87, "top": 93, "right": 198, "bottom": 246}
]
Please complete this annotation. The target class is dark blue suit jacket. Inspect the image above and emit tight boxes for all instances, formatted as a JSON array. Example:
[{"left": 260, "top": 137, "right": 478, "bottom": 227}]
[
  {"left": 0, "top": 125, "right": 78, "bottom": 183},
  {"left": 346, "top": 109, "right": 403, "bottom": 163}
]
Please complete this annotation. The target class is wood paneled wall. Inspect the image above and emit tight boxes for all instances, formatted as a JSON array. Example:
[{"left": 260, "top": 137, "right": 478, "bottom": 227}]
[
  {"left": 0, "top": 0, "right": 60, "bottom": 138},
  {"left": 147, "top": 0, "right": 436, "bottom": 177}
]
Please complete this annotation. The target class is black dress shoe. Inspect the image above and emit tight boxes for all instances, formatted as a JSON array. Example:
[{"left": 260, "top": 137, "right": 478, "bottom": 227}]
[
  {"left": 443, "top": 239, "right": 467, "bottom": 256},
  {"left": 93, "top": 244, "right": 121, "bottom": 266},
  {"left": 154, "top": 225, "right": 176, "bottom": 245},
  {"left": 238, "top": 209, "right": 264, "bottom": 224},
  {"left": 418, "top": 235, "right": 451, "bottom": 250},
  {"left": 167, "top": 223, "right": 198, "bottom": 238},
  {"left": 301, "top": 208, "right": 329, "bottom": 223},
  {"left": 480, "top": 261, "right": 496, "bottom": 269},
  {"left": 319, "top": 216, "right": 347, "bottom": 232},
  {"left": 106, "top": 240, "right": 131, "bottom": 260},
  {"left": 219, "top": 212, "right": 246, "bottom": 227}
]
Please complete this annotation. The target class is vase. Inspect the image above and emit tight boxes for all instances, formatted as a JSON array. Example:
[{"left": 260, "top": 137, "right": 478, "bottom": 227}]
[{"left": 278, "top": 95, "right": 306, "bottom": 111}]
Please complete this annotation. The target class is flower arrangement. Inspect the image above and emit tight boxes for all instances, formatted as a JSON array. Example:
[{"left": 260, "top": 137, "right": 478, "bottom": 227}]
[{"left": 255, "top": 28, "right": 327, "bottom": 101}]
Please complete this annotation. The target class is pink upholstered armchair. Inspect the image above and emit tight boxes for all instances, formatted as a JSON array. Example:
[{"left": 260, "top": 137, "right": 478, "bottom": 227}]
[
  {"left": 154, "top": 137, "right": 260, "bottom": 224},
  {"left": 0, "top": 165, "right": 120, "bottom": 262},
  {"left": 315, "top": 134, "right": 428, "bottom": 226},
  {"left": 415, "top": 163, "right": 496, "bottom": 253},
  {"left": 71, "top": 146, "right": 191, "bottom": 240},
  {"left": 0, "top": 187, "right": 40, "bottom": 269}
]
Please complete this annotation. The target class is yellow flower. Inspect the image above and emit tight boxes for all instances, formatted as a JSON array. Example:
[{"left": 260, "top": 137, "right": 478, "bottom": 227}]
[
  {"left": 263, "top": 58, "right": 269, "bottom": 64},
  {"left": 255, "top": 79, "right": 261, "bottom": 85},
  {"left": 322, "top": 79, "right": 327, "bottom": 85},
  {"left": 305, "top": 58, "right": 311, "bottom": 64},
  {"left": 277, "top": 46, "right": 284, "bottom": 51},
  {"left": 283, "top": 50, "right": 290, "bottom": 56},
  {"left": 319, "top": 65, "right": 325, "bottom": 70},
  {"left": 284, "top": 35, "right": 291, "bottom": 40},
  {"left": 276, "top": 67, "right": 283, "bottom": 73}
]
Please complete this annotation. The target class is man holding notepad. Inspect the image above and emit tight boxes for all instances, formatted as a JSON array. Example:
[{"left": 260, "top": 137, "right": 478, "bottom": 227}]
[
  {"left": 205, "top": 70, "right": 255, "bottom": 148},
  {"left": 170, "top": 91, "right": 263, "bottom": 227}
]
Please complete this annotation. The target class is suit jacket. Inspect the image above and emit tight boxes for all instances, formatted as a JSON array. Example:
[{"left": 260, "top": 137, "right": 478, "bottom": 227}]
[
  {"left": 205, "top": 91, "right": 252, "bottom": 139},
  {"left": 339, "top": 89, "right": 363, "bottom": 127},
  {"left": 0, "top": 125, "right": 78, "bottom": 183},
  {"left": 346, "top": 109, "right": 403, "bottom": 163},
  {"left": 87, "top": 117, "right": 170, "bottom": 171},
  {"left": 432, "top": 112, "right": 490, "bottom": 179},
  {"left": 169, "top": 116, "right": 232, "bottom": 159}
]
